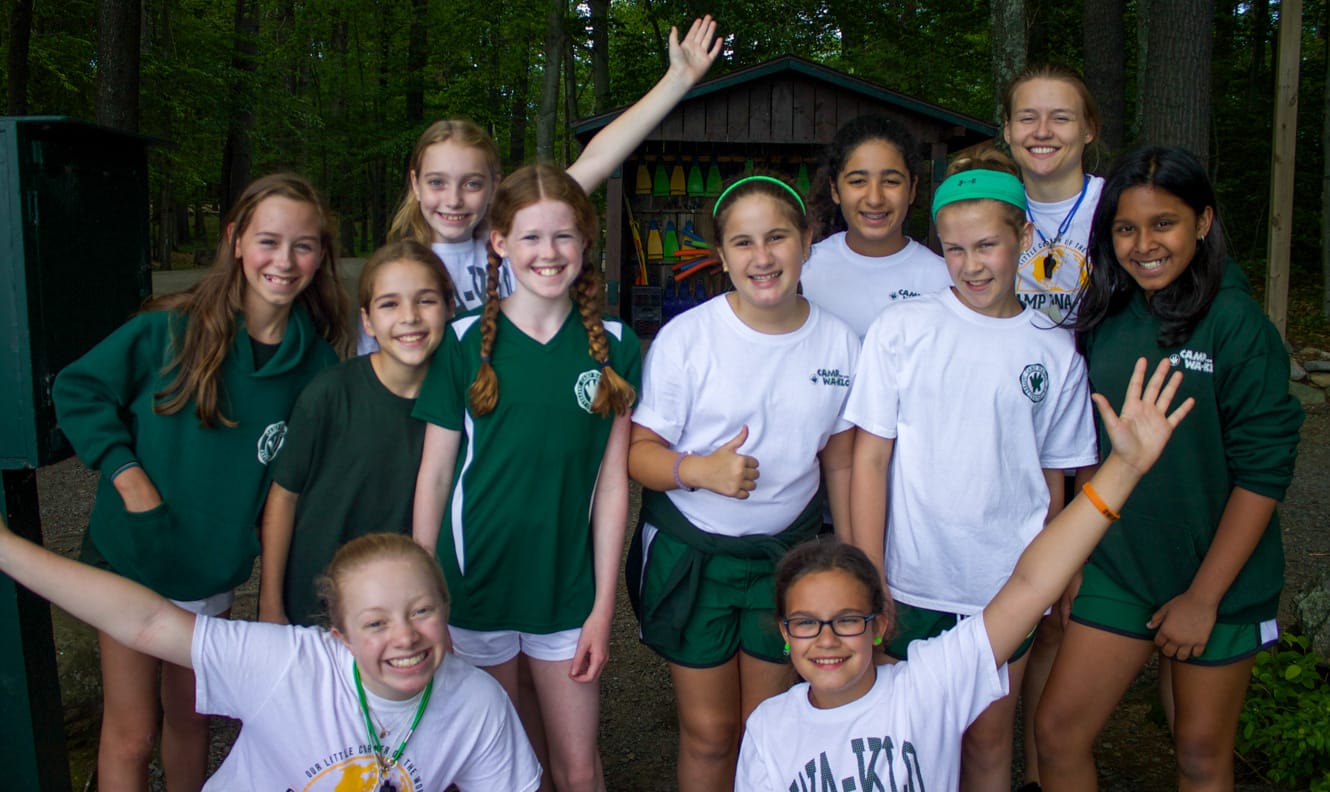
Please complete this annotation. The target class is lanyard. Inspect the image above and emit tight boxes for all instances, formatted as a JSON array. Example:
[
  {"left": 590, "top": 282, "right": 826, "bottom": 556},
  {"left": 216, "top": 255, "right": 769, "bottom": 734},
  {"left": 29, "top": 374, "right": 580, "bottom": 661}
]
[
  {"left": 1028, "top": 174, "right": 1090, "bottom": 280},
  {"left": 354, "top": 663, "right": 434, "bottom": 790}
]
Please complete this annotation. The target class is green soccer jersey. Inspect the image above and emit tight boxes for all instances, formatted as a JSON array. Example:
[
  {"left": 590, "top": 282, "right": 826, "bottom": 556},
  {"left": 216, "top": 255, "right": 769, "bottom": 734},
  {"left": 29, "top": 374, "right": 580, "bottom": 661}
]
[
  {"left": 413, "top": 309, "right": 642, "bottom": 633},
  {"left": 272, "top": 355, "right": 425, "bottom": 625}
]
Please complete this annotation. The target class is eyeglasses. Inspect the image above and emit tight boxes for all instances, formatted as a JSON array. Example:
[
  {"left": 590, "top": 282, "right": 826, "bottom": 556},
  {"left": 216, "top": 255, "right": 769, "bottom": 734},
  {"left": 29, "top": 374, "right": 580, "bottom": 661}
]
[{"left": 782, "top": 614, "right": 875, "bottom": 639}]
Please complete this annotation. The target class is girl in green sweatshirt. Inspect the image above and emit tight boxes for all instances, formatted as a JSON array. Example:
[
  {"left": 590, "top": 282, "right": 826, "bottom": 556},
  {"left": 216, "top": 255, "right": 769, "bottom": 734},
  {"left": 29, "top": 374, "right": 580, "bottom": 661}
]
[{"left": 53, "top": 173, "right": 347, "bottom": 791}]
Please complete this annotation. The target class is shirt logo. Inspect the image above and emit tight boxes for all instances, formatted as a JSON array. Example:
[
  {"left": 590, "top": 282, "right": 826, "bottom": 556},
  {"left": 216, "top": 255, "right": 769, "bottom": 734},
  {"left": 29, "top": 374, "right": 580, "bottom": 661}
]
[
  {"left": 808, "top": 367, "right": 851, "bottom": 387},
  {"left": 1020, "top": 363, "right": 1049, "bottom": 403},
  {"left": 257, "top": 421, "right": 287, "bottom": 464},
  {"left": 1170, "top": 349, "right": 1214, "bottom": 373},
  {"left": 574, "top": 369, "right": 601, "bottom": 413}
]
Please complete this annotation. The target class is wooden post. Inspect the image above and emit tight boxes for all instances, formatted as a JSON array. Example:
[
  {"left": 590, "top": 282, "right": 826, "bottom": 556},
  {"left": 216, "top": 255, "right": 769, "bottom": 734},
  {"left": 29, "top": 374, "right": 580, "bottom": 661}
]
[
  {"left": 605, "top": 168, "right": 624, "bottom": 316},
  {"left": 1265, "top": 0, "right": 1301, "bottom": 338}
]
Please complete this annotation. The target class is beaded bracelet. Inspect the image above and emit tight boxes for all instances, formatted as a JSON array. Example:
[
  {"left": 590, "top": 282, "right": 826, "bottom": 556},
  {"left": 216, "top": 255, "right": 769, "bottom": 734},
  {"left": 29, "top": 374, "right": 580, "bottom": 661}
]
[{"left": 1082, "top": 481, "right": 1120, "bottom": 521}]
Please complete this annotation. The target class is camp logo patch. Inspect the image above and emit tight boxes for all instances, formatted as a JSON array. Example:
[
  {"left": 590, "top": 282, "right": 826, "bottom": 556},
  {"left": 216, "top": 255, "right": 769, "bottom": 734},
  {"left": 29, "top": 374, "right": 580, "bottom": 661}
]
[
  {"left": 808, "top": 367, "right": 851, "bottom": 387},
  {"left": 256, "top": 421, "right": 287, "bottom": 464},
  {"left": 1169, "top": 349, "right": 1214, "bottom": 373},
  {"left": 1019, "top": 363, "right": 1050, "bottom": 403},
  {"left": 574, "top": 369, "right": 601, "bottom": 413}
]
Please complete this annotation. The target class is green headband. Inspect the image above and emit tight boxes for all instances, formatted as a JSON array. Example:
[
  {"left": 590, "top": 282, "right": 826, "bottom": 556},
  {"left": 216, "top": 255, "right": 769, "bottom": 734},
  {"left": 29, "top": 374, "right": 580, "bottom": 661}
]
[
  {"left": 931, "top": 169, "right": 1027, "bottom": 220},
  {"left": 712, "top": 175, "right": 806, "bottom": 218}
]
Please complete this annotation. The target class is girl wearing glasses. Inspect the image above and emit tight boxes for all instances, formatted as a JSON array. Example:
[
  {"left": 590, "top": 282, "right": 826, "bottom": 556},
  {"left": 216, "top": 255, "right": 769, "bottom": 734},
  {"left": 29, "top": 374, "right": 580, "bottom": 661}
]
[{"left": 737, "top": 359, "right": 1193, "bottom": 791}]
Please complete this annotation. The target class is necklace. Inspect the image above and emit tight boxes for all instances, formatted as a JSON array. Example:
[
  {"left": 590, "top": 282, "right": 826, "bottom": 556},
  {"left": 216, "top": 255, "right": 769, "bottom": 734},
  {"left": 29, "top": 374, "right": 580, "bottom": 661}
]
[
  {"left": 1028, "top": 174, "right": 1090, "bottom": 283},
  {"left": 353, "top": 663, "right": 434, "bottom": 792}
]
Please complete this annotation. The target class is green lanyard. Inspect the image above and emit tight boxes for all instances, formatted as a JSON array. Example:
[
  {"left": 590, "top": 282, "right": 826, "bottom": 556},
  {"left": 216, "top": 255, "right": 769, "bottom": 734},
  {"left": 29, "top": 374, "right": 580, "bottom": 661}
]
[{"left": 353, "top": 663, "right": 434, "bottom": 788}]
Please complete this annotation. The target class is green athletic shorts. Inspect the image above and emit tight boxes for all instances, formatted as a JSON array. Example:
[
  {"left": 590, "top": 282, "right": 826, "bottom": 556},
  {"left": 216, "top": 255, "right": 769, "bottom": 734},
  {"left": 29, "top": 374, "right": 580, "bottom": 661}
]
[
  {"left": 638, "top": 528, "right": 787, "bottom": 668},
  {"left": 1070, "top": 562, "right": 1279, "bottom": 666},
  {"left": 886, "top": 600, "right": 1036, "bottom": 663}
]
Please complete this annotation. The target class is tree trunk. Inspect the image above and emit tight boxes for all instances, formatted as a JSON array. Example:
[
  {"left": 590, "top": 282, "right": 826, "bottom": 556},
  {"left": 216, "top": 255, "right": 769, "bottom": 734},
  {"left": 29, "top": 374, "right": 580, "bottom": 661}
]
[
  {"left": 1083, "top": 0, "right": 1125, "bottom": 157},
  {"left": 563, "top": 30, "right": 577, "bottom": 164},
  {"left": 219, "top": 0, "right": 258, "bottom": 216},
  {"left": 1322, "top": 9, "right": 1330, "bottom": 318},
  {"left": 536, "top": 0, "right": 566, "bottom": 163},
  {"left": 95, "top": 0, "right": 142, "bottom": 130},
  {"left": 509, "top": 45, "right": 530, "bottom": 168},
  {"left": 7, "top": 0, "right": 33, "bottom": 114},
  {"left": 1140, "top": 0, "right": 1213, "bottom": 163},
  {"left": 1134, "top": 0, "right": 1150, "bottom": 141},
  {"left": 406, "top": 0, "right": 428, "bottom": 124},
  {"left": 589, "top": 0, "right": 609, "bottom": 113},
  {"left": 990, "top": 0, "right": 1026, "bottom": 122}
]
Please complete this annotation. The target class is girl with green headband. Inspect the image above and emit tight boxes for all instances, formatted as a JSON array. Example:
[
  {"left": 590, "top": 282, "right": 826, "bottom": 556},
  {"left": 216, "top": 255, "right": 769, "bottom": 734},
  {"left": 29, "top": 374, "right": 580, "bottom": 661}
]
[
  {"left": 627, "top": 173, "right": 860, "bottom": 790},
  {"left": 846, "top": 150, "right": 1098, "bottom": 791}
]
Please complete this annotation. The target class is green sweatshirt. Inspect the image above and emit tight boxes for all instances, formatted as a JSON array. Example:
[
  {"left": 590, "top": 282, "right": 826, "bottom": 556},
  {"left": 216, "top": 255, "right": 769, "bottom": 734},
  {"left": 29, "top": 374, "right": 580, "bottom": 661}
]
[
  {"left": 1083, "top": 263, "right": 1303, "bottom": 624},
  {"left": 54, "top": 306, "right": 336, "bottom": 600}
]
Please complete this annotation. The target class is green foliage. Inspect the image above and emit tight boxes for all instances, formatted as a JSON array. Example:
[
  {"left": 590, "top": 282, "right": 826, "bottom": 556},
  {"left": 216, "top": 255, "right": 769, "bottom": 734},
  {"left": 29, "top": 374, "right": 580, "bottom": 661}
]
[{"left": 1236, "top": 633, "right": 1330, "bottom": 790}]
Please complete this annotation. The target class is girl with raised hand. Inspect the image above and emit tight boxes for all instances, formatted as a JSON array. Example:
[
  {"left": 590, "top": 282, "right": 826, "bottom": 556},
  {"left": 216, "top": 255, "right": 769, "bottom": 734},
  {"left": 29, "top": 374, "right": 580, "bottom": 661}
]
[
  {"left": 846, "top": 152, "right": 1098, "bottom": 791},
  {"left": 1003, "top": 63, "right": 1103, "bottom": 325},
  {"left": 366, "top": 14, "right": 720, "bottom": 354},
  {"left": 260, "top": 240, "right": 453, "bottom": 627},
  {"left": 738, "top": 358, "right": 1194, "bottom": 791},
  {"left": 412, "top": 164, "right": 639, "bottom": 792},
  {"left": 52, "top": 173, "right": 348, "bottom": 790},
  {"left": 628, "top": 173, "right": 860, "bottom": 791},
  {"left": 1036, "top": 147, "right": 1304, "bottom": 791},
  {"left": 0, "top": 529, "right": 539, "bottom": 790},
  {"left": 801, "top": 115, "right": 950, "bottom": 338}
]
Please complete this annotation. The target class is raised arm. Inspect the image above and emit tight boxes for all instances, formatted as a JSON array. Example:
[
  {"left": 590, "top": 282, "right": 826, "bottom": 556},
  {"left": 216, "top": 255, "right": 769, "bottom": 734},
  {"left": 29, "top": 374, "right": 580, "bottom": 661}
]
[
  {"left": 566, "top": 15, "right": 721, "bottom": 193},
  {"left": 983, "top": 358, "right": 1194, "bottom": 663},
  {"left": 413, "top": 422, "right": 462, "bottom": 555},
  {"left": 0, "top": 517, "right": 195, "bottom": 668}
]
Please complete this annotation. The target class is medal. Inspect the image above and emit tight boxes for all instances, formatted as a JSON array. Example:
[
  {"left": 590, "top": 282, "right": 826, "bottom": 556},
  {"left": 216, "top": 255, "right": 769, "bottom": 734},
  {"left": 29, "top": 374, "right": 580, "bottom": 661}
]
[
  {"left": 1028, "top": 174, "right": 1090, "bottom": 284},
  {"left": 353, "top": 663, "right": 434, "bottom": 792}
]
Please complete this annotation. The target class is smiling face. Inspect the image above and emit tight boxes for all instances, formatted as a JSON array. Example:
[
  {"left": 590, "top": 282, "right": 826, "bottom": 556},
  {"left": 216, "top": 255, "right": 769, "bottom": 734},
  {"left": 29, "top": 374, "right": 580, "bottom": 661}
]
[
  {"left": 411, "top": 140, "right": 496, "bottom": 244},
  {"left": 1004, "top": 77, "right": 1095, "bottom": 197},
  {"left": 782, "top": 569, "right": 888, "bottom": 710},
  {"left": 361, "top": 258, "right": 448, "bottom": 371},
  {"left": 831, "top": 139, "right": 916, "bottom": 257},
  {"left": 331, "top": 556, "right": 450, "bottom": 701},
  {"left": 936, "top": 201, "right": 1031, "bottom": 319},
  {"left": 235, "top": 195, "right": 324, "bottom": 321},
  {"left": 717, "top": 193, "right": 811, "bottom": 314},
  {"left": 1111, "top": 185, "right": 1213, "bottom": 299},
  {"left": 491, "top": 198, "right": 587, "bottom": 304}
]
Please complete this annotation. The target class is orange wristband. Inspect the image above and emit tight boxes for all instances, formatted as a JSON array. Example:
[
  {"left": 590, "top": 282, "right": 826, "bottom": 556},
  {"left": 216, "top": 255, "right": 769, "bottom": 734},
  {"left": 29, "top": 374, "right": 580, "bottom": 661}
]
[{"left": 1082, "top": 482, "right": 1120, "bottom": 521}]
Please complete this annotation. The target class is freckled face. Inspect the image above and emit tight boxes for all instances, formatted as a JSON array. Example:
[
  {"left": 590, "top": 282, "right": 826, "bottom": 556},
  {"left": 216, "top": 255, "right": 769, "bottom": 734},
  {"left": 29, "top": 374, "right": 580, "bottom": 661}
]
[
  {"left": 331, "top": 557, "right": 450, "bottom": 701},
  {"left": 936, "top": 201, "right": 1031, "bottom": 319}
]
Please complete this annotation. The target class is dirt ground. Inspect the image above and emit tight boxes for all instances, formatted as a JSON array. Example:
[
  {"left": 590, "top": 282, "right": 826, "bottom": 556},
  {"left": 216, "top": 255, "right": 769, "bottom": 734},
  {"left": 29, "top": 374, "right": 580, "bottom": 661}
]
[{"left": 33, "top": 406, "right": 1328, "bottom": 791}]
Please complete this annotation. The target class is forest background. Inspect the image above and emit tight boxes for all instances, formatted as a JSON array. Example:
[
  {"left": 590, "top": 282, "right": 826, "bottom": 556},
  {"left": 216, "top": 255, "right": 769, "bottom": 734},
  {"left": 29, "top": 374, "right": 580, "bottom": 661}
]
[{"left": 2, "top": 0, "right": 1328, "bottom": 335}]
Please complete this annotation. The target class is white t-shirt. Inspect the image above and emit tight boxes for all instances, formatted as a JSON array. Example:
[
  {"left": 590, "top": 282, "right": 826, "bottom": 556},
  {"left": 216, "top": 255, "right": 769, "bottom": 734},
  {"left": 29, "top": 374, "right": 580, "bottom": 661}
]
[
  {"left": 356, "top": 238, "right": 515, "bottom": 354},
  {"left": 737, "top": 615, "right": 1007, "bottom": 792},
  {"left": 633, "top": 295, "right": 860, "bottom": 537},
  {"left": 800, "top": 233, "right": 951, "bottom": 339},
  {"left": 845, "top": 289, "right": 1097, "bottom": 613},
  {"left": 1016, "top": 175, "right": 1105, "bottom": 324},
  {"left": 192, "top": 616, "right": 541, "bottom": 791}
]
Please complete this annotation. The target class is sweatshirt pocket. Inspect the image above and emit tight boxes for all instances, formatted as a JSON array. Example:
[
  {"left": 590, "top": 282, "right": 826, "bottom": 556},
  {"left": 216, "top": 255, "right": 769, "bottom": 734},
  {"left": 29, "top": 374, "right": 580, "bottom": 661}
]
[{"left": 90, "top": 498, "right": 259, "bottom": 601}]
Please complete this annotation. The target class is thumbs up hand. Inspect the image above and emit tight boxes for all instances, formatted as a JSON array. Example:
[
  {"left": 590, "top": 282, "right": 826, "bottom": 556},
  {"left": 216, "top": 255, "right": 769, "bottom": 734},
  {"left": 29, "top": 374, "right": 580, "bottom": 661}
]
[{"left": 686, "top": 425, "right": 760, "bottom": 499}]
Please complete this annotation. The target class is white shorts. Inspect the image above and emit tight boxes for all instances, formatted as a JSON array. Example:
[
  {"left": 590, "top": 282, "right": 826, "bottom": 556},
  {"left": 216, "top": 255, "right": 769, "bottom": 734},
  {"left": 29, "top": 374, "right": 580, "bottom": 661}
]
[
  {"left": 448, "top": 626, "right": 582, "bottom": 666},
  {"left": 169, "top": 590, "right": 234, "bottom": 617}
]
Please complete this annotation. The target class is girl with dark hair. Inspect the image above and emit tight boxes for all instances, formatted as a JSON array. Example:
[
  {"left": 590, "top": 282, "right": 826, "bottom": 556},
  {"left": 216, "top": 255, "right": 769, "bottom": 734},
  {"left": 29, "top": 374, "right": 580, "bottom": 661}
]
[
  {"left": 412, "top": 164, "right": 639, "bottom": 791},
  {"left": 801, "top": 115, "right": 949, "bottom": 338},
  {"left": 1037, "top": 147, "right": 1304, "bottom": 791},
  {"left": 738, "top": 359, "right": 1193, "bottom": 791}
]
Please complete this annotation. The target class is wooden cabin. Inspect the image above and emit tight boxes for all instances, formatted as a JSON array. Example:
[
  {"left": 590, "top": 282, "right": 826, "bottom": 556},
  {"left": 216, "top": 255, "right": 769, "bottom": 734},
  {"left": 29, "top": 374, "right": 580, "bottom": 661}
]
[{"left": 572, "top": 55, "right": 995, "bottom": 334}]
